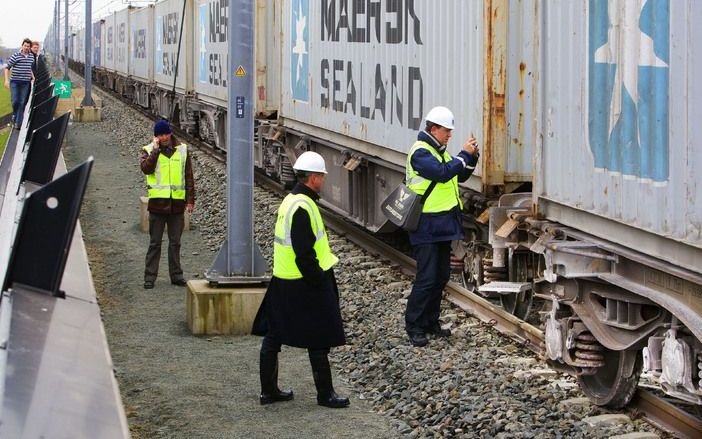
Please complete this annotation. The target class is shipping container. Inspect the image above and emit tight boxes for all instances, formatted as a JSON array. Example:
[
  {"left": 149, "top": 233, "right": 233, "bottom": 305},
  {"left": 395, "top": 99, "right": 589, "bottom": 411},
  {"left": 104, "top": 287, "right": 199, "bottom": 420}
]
[
  {"left": 256, "top": 0, "right": 282, "bottom": 116},
  {"left": 154, "top": 0, "right": 194, "bottom": 94},
  {"left": 93, "top": 20, "right": 102, "bottom": 67},
  {"left": 129, "top": 6, "right": 154, "bottom": 82},
  {"left": 279, "top": 0, "right": 538, "bottom": 194},
  {"left": 535, "top": 0, "right": 702, "bottom": 274},
  {"left": 103, "top": 14, "right": 116, "bottom": 71},
  {"left": 114, "top": 8, "right": 130, "bottom": 75},
  {"left": 76, "top": 29, "right": 84, "bottom": 65},
  {"left": 193, "top": 0, "right": 229, "bottom": 107}
]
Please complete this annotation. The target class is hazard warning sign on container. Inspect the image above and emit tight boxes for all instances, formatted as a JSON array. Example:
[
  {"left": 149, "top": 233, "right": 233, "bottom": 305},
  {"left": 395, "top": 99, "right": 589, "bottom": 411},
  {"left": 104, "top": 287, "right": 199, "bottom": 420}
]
[{"left": 235, "top": 66, "right": 246, "bottom": 77}]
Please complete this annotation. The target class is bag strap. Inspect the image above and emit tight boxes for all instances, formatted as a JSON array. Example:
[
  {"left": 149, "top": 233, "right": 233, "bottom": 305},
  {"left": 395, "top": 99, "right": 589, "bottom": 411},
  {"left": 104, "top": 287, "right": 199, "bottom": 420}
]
[
  {"left": 419, "top": 147, "right": 447, "bottom": 204},
  {"left": 420, "top": 180, "right": 438, "bottom": 205}
]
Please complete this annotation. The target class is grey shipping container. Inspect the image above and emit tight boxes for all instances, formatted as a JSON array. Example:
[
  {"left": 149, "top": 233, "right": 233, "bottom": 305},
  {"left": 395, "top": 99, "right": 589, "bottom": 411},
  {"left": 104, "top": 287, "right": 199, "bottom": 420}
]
[
  {"left": 279, "top": 0, "right": 538, "bottom": 194},
  {"left": 535, "top": 0, "right": 702, "bottom": 273}
]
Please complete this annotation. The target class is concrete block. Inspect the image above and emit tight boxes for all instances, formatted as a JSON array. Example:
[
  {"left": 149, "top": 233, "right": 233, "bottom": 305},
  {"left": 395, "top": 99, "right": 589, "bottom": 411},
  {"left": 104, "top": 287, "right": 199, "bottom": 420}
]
[
  {"left": 71, "top": 88, "right": 103, "bottom": 107},
  {"left": 139, "top": 196, "right": 190, "bottom": 232},
  {"left": 186, "top": 280, "right": 266, "bottom": 335},
  {"left": 54, "top": 97, "right": 74, "bottom": 116},
  {"left": 73, "top": 106, "right": 102, "bottom": 122},
  {"left": 582, "top": 414, "right": 631, "bottom": 427}
]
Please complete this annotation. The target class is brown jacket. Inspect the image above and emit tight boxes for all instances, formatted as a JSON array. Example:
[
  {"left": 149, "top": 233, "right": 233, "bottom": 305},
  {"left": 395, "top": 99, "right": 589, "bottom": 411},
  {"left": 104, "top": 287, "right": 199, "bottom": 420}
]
[{"left": 140, "top": 136, "right": 195, "bottom": 214}]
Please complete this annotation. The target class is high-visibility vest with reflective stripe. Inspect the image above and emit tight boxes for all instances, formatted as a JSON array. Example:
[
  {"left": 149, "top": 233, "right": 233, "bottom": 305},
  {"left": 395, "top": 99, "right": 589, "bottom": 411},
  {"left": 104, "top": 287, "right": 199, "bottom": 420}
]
[
  {"left": 405, "top": 141, "right": 462, "bottom": 213},
  {"left": 273, "top": 193, "right": 339, "bottom": 279},
  {"left": 143, "top": 143, "right": 187, "bottom": 200}
]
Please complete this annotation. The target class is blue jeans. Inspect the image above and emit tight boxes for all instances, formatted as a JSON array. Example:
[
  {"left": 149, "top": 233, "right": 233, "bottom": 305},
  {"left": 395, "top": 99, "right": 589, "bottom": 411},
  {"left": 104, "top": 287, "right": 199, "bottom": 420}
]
[
  {"left": 405, "top": 241, "right": 452, "bottom": 333},
  {"left": 10, "top": 80, "right": 31, "bottom": 127}
]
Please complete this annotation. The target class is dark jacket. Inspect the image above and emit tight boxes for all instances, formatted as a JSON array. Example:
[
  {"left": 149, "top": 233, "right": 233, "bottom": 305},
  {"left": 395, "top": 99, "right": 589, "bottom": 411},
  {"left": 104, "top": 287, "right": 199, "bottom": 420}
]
[
  {"left": 252, "top": 183, "right": 346, "bottom": 349},
  {"left": 408, "top": 130, "right": 479, "bottom": 246},
  {"left": 140, "top": 136, "right": 196, "bottom": 214}
]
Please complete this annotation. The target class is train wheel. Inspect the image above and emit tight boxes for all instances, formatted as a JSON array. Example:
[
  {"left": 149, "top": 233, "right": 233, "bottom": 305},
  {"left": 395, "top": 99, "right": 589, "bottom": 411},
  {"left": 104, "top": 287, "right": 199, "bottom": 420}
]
[
  {"left": 499, "top": 289, "right": 533, "bottom": 320},
  {"left": 577, "top": 349, "right": 642, "bottom": 408}
]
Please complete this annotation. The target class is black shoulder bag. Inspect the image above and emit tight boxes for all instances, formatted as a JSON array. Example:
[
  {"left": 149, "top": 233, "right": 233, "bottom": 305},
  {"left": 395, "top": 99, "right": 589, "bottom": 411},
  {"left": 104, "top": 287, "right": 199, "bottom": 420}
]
[{"left": 380, "top": 180, "right": 438, "bottom": 232}]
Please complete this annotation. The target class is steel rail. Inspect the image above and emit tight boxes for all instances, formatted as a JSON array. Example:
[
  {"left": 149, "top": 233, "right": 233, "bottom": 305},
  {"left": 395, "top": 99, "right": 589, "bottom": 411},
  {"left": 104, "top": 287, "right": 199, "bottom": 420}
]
[{"left": 631, "top": 390, "right": 702, "bottom": 439}]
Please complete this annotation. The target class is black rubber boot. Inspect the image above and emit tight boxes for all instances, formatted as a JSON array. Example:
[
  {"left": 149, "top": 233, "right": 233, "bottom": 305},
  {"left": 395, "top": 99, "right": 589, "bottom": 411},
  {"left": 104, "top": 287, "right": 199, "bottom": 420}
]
[
  {"left": 308, "top": 350, "right": 350, "bottom": 409},
  {"left": 259, "top": 351, "right": 294, "bottom": 405}
]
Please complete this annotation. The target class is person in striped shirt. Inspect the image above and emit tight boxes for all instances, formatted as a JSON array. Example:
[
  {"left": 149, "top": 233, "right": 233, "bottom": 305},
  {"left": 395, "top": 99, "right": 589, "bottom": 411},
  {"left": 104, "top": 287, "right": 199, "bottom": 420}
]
[{"left": 4, "top": 38, "right": 35, "bottom": 130}]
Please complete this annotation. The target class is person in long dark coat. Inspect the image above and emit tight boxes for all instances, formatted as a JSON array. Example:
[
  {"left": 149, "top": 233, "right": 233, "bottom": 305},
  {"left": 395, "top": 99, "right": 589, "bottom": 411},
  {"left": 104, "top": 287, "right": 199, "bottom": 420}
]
[{"left": 252, "top": 151, "right": 349, "bottom": 409}]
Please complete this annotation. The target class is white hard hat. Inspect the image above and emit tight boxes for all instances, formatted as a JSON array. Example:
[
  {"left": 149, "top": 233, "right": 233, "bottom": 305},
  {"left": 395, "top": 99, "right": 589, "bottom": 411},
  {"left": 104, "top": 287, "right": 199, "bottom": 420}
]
[
  {"left": 425, "top": 106, "right": 455, "bottom": 130},
  {"left": 293, "top": 151, "right": 327, "bottom": 174}
]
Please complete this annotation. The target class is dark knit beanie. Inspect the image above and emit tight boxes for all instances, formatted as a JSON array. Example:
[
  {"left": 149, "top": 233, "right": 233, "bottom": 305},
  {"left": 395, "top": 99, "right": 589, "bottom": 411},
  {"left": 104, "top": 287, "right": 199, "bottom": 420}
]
[{"left": 154, "top": 120, "right": 171, "bottom": 136}]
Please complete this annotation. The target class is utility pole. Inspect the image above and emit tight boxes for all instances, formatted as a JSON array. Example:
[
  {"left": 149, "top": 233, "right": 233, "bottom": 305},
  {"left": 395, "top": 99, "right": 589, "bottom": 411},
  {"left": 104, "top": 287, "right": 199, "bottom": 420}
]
[
  {"left": 55, "top": 0, "right": 59, "bottom": 68},
  {"left": 64, "top": 0, "right": 69, "bottom": 80},
  {"left": 82, "top": 0, "right": 95, "bottom": 106},
  {"left": 207, "top": 0, "right": 268, "bottom": 284}
]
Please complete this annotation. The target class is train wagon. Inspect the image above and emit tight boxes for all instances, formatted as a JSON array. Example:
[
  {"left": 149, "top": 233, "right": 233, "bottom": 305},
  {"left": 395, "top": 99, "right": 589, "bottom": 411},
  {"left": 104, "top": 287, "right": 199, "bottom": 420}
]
[
  {"left": 484, "top": 0, "right": 702, "bottom": 407},
  {"left": 129, "top": 5, "right": 154, "bottom": 108},
  {"left": 66, "top": 0, "right": 702, "bottom": 409}
]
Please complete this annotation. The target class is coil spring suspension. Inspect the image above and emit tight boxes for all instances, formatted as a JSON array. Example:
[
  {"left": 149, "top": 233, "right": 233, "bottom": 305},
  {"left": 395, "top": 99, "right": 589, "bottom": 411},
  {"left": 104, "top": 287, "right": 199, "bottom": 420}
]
[
  {"left": 482, "top": 257, "right": 507, "bottom": 283},
  {"left": 572, "top": 332, "right": 605, "bottom": 370},
  {"left": 697, "top": 352, "right": 702, "bottom": 389}
]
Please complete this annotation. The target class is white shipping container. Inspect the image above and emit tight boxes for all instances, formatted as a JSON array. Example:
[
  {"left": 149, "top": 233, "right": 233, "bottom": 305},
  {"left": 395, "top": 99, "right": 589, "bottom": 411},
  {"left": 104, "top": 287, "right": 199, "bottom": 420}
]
[
  {"left": 279, "top": 0, "right": 538, "bottom": 190},
  {"left": 77, "top": 29, "right": 84, "bottom": 64},
  {"left": 114, "top": 8, "right": 130, "bottom": 75},
  {"left": 103, "top": 14, "right": 116, "bottom": 71},
  {"left": 256, "top": 0, "right": 282, "bottom": 116},
  {"left": 536, "top": 0, "right": 702, "bottom": 273},
  {"left": 129, "top": 6, "right": 154, "bottom": 82},
  {"left": 154, "top": 0, "right": 193, "bottom": 93},
  {"left": 194, "top": 0, "right": 229, "bottom": 106}
]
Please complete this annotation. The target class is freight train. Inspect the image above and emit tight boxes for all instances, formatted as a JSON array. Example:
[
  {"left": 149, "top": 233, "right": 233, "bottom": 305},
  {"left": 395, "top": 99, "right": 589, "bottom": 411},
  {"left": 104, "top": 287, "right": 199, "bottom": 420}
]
[{"left": 66, "top": 0, "right": 702, "bottom": 409}]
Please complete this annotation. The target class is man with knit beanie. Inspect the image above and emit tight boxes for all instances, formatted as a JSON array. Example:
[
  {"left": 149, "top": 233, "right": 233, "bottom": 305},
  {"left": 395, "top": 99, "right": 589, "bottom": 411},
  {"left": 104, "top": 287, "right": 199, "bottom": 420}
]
[{"left": 140, "top": 119, "right": 196, "bottom": 289}]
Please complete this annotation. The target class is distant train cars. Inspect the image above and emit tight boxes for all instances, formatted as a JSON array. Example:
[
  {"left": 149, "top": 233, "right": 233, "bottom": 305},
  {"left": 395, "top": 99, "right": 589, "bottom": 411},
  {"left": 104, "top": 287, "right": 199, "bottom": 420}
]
[{"left": 68, "top": 0, "right": 702, "bottom": 409}]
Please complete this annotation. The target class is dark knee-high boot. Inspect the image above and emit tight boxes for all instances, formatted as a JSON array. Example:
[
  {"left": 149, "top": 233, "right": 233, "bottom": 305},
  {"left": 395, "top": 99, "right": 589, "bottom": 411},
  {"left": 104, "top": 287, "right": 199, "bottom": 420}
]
[
  {"left": 259, "top": 351, "right": 294, "bottom": 405},
  {"left": 308, "top": 350, "right": 349, "bottom": 408}
]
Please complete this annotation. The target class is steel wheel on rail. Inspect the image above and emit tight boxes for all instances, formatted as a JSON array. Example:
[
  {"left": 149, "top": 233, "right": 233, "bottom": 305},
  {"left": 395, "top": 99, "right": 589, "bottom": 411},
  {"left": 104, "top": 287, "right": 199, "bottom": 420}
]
[
  {"left": 499, "top": 288, "right": 533, "bottom": 320},
  {"left": 578, "top": 349, "right": 642, "bottom": 409}
]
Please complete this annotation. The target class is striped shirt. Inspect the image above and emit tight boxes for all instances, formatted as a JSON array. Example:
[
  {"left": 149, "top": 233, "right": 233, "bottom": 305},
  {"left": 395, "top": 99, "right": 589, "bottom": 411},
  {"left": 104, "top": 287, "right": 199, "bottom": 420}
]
[{"left": 6, "top": 51, "right": 34, "bottom": 82}]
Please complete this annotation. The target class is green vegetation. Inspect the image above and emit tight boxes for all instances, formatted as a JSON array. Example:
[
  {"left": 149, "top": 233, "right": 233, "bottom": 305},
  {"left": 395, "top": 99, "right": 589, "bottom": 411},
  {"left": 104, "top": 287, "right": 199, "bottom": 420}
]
[
  {"left": 0, "top": 85, "right": 10, "bottom": 118},
  {"left": 0, "top": 127, "right": 9, "bottom": 158}
]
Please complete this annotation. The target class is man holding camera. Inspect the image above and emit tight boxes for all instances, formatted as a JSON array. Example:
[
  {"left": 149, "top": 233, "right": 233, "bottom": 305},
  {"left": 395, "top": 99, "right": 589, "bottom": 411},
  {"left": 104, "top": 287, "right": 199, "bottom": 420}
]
[{"left": 404, "top": 106, "right": 479, "bottom": 347}]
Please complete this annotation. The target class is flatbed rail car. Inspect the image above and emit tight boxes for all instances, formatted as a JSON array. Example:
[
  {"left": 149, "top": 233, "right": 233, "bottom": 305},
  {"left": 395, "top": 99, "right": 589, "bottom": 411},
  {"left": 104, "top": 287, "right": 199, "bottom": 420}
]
[{"left": 68, "top": 0, "right": 702, "bottom": 408}]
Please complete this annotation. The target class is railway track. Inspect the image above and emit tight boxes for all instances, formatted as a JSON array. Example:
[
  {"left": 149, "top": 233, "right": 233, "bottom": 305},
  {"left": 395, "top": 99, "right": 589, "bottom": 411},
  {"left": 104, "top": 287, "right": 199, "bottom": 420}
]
[{"left": 85, "top": 74, "right": 702, "bottom": 439}]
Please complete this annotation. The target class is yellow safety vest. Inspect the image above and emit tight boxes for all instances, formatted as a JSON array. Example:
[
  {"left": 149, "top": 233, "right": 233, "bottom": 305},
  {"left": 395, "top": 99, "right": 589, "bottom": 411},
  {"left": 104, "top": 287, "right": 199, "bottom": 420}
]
[
  {"left": 272, "top": 193, "right": 339, "bottom": 279},
  {"left": 405, "top": 141, "right": 462, "bottom": 213},
  {"left": 143, "top": 143, "right": 187, "bottom": 200}
]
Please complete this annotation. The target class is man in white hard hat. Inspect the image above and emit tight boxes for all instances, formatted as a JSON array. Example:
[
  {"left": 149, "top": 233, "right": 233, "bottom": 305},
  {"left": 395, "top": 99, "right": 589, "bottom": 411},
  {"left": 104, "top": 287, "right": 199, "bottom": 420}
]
[
  {"left": 404, "top": 106, "right": 480, "bottom": 347},
  {"left": 252, "top": 151, "right": 350, "bottom": 408}
]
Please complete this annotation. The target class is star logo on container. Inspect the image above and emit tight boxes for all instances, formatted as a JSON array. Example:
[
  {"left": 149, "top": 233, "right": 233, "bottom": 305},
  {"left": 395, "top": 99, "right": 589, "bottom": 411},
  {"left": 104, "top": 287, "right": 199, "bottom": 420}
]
[
  {"left": 199, "top": 4, "right": 208, "bottom": 84},
  {"left": 291, "top": 0, "right": 309, "bottom": 102},
  {"left": 588, "top": 0, "right": 670, "bottom": 184}
]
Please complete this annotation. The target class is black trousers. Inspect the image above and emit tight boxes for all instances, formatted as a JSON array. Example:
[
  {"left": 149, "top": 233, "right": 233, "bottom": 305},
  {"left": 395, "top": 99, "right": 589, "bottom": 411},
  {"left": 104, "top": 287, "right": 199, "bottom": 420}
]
[
  {"left": 144, "top": 212, "right": 185, "bottom": 282},
  {"left": 260, "top": 334, "right": 329, "bottom": 357},
  {"left": 405, "top": 241, "right": 452, "bottom": 333}
]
